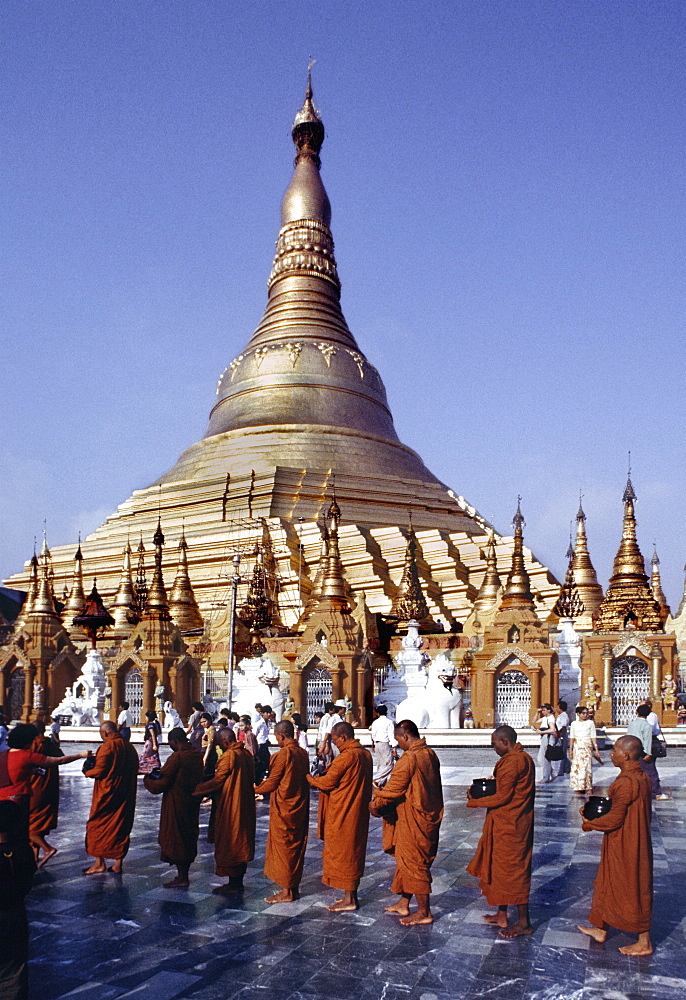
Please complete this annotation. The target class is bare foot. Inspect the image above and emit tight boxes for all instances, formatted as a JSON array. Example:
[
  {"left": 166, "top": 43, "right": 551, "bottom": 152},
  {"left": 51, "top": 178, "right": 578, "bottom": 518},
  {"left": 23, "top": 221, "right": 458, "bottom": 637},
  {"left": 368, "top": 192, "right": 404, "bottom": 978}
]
[
  {"left": 327, "top": 900, "right": 358, "bottom": 912},
  {"left": 499, "top": 923, "right": 532, "bottom": 939},
  {"left": 578, "top": 924, "right": 607, "bottom": 943},
  {"left": 384, "top": 902, "right": 411, "bottom": 916},
  {"left": 265, "top": 890, "right": 298, "bottom": 903},
  {"left": 212, "top": 882, "right": 244, "bottom": 895},
  {"left": 618, "top": 942, "right": 653, "bottom": 956},
  {"left": 399, "top": 912, "right": 434, "bottom": 926},
  {"left": 37, "top": 847, "right": 58, "bottom": 869},
  {"left": 163, "top": 877, "right": 189, "bottom": 888},
  {"left": 83, "top": 864, "right": 106, "bottom": 875},
  {"left": 108, "top": 863, "right": 123, "bottom": 874},
  {"left": 483, "top": 912, "right": 508, "bottom": 928}
]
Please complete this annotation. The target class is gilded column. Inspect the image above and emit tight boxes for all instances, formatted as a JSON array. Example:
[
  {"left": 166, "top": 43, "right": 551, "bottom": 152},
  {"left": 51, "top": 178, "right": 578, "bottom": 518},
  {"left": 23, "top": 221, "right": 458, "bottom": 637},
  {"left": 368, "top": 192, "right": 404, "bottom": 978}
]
[
  {"left": 601, "top": 643, "right": 613, "bottom": 697},
  {"left": 529, "top": 667, "right": 541, "bottom": 722},
  {"left": 651, "top": 643, "right": 662, "bottom": 701},
  {"left": 289, "top": 669, "right": 305, "bottom": 717},
  {"left": 21, "top": 664, "right": 36, "bottom": 724}
]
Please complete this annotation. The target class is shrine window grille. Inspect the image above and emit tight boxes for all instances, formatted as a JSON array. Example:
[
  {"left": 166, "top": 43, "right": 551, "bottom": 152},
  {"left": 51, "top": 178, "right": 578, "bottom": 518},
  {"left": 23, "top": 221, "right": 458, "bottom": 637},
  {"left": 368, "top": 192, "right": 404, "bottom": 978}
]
[
  {"left": 611, "top": 656, "right": 649, "bottom": 726},
  {"left": 202, "top": 670, "right": 229, "bottom": 701},
  {"left": 495, "top": 669, "right": 531, "bottom": 729},
  {"left": 124, "top": 667, "right": 144, "bottom": 725},
  {"left": 305, "top": 661, "right": 332, "bottom": 727}
]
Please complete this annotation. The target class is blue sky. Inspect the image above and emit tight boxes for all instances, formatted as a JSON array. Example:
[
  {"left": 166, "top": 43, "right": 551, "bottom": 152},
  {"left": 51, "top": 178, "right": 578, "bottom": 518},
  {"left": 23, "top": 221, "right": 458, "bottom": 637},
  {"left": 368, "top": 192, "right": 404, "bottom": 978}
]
[{"left": 1, "top": 1, "right": 684, "bottom": 606}]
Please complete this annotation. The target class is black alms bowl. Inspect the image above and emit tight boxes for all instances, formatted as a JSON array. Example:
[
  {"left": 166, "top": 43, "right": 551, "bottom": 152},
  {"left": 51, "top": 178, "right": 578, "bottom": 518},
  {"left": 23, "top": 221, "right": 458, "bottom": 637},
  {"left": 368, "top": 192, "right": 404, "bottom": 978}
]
[
  {"left": 82, "top": 756, "right": 97, "bottom": 774},
  {"left": 583, "top": 795, "right": 612, "bottom": 821},
  {"left": 470, "top": 777, "right": 497, "bottom": 799}
]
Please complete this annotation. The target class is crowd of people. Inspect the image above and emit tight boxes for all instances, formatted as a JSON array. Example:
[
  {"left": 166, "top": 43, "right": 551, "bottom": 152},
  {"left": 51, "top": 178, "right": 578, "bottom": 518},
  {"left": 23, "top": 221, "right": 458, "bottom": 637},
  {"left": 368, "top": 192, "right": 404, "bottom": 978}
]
[{"left": 0, "top": 695, "right": 664, "bottom": 998}]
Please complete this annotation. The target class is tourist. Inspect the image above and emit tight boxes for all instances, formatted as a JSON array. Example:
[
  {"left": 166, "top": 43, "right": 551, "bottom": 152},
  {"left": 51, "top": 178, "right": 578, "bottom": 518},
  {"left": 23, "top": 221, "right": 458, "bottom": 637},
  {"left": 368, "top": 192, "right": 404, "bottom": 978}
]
[
  {"left": 290, "top": 712, "right": 310, "bottom": 751},
  {"left": 638, "top": 699, "right": 671, "bottom": 799},
  {"left": 192, "top": 727, "right": 256, "bottom": 895},
  {"left": 186, "top": 702, "right": 205, "bottom": 750},
  {"left": 578, "top": 735, "right": 653, "bottom": 955},
  {"left": 48, "top": 714, "right": 61, "bottom": 745},
  {"left": 254, "top": 719, "right": 310, "bottom": 903},
  {"left": 83, "top": 720, "right": 139, "bottom": 875},
  {"left": 116, "top": 701, "right": 133, "bottom": 741},
  {"left": 371, "top": 719, "right": 443, "bottom": 925},
  {"left": 28, "top": 722, "right": 63, "bottom": 868},
  {"left": 138, "top": 710, "right": 162, "bottom": 775},
  {"left": 568, "top": 705, "right": 600, "bottom": 795},
  {"left": 552, "top": 700, "right": 570, "bottom": 777},
  {"left": 0, "top": 800, "right": 36, "bottom": 1000},
  {"left": 627, "top": 704, "right": 669, "bottom": 800},
  {"left": 199, "top": 713, "right": 217, "bottom": 779},
  {"left": 315, "top": 702, "right": 339, "bottom": 769},
  {"left": 252, "top": 702, "right": 263, "bottom": 727},
  {"left": 144, "top": 728, "right": 204, "bottom": 888},
  {"left": 0, "top": 724, "right": 87, "bottom": 835},
  {"left": 306, "top": 721, "right": 373, "bottom": 912},
  {"left": 370, "top": 704, "right": 397, "bottom": 787},
  {"left": 466, "top": 724, "right": 535, "bottom": 938},
  {"left": 534, "top": 703, "right": 558, "bottom": 784},
  {"left": 237, "top": 715, "right": 258, "bottom": 756},
  {"left": 253, "top": 705, "right": 272, "bottom": 783}
]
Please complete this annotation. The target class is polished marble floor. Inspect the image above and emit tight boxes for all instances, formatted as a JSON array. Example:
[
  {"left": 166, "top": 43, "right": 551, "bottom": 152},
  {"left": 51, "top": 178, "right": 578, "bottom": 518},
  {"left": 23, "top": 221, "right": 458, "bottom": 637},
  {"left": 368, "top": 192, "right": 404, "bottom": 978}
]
[{"left": 27, "top": 749, "right": 686, "bottom": 1000}]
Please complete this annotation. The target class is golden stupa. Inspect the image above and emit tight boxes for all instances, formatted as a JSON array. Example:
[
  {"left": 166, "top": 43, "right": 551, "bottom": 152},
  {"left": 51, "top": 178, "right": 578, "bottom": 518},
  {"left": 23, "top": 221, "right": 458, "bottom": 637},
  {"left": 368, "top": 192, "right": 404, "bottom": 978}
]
[{"left": 5, "top": 78, "right": 559, "bottom": 637}]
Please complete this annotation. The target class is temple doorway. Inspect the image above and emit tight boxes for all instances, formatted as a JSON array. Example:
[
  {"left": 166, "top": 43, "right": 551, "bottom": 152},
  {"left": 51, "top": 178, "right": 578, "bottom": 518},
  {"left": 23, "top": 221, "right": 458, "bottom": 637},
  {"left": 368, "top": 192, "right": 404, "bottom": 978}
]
[
  {"left": 124, "top": 667, "right": 144, "bottom": 724},
  {"left": 612, "top": 656, "right": 649, "bottom": 725},
  {"left": 305, "top": 661, "right": 332, "bottom": 726},
  {"left": 495, "top": 669, "right": 531, "bottom": 728}
]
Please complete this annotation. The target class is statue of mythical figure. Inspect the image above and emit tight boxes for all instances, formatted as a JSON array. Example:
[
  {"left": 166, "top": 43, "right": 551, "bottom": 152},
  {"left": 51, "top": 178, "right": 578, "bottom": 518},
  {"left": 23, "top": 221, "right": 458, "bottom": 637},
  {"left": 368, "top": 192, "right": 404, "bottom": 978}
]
[
  {"left": 33, "top": 682, "right": 44, "bottom": 710},
  {"left": 154, "top": 683, "right": 166, "bottom": 714},
  {"left": 103, "top": 685, "right": 112, "bottom": 715},
  {"left": 661, "top": 673, "right": 677, "bottom": 712},
  {"left": 162, "top": 701, "right": 183, "bottom": 731},
  {"left": 584, "top": 675, "right": 601, "bottom": 711},
  {"left": 282, "top": 695, "right": 295, "bottom": 718}
]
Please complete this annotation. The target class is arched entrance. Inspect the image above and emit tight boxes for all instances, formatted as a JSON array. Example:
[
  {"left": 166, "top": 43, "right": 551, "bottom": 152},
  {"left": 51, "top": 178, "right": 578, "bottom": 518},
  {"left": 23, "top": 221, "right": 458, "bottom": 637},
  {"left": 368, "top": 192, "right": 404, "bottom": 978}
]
[
  {"left": 495, "top": 669, "right": 531, "bottom": 728},
  {"left": 124, "top": 667, "right": 144, "bottom": 724},
  {"left": 612, "top": 656, "right": 649, "bottom": 725},
  {"left": 8, "top": 668, "right": 25, "bottom": 721},
  {"left": 305, "top": 661, "right": 332, "bottom": 726}
]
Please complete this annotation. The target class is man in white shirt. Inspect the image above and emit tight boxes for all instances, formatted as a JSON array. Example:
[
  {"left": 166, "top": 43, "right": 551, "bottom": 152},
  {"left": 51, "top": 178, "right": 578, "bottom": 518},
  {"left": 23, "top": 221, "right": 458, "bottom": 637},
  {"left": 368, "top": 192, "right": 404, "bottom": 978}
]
[
  {"left": 640, "top": 699, "right": 661, "bottom": 736},
  {"left": 552, "top": 700, "right": 570, "bottom": 778},
  {"left": 253, "top": 706, "right": 272, "bottom": 782},
  {"left": 117, "top": 701, "right": 133, "bottom": 741},
  {"left": 370, "top": 705, "right": 397, "bottom": 787}
]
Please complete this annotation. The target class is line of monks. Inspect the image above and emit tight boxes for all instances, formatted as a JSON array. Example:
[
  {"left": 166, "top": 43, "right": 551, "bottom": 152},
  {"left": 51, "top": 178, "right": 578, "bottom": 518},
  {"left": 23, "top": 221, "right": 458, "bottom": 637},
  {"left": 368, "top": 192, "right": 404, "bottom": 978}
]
[{"left": 34, "top": 717, "right": 656, "bottom": 948}]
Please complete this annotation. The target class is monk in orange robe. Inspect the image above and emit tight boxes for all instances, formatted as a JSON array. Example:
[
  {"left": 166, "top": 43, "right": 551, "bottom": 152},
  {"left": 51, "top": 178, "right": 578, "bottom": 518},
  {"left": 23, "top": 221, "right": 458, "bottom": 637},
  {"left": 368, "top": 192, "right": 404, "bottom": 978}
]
[
  {"left": 307, "top": 720, "right": 373, "bottom": 912},
  {"left": 255, "top": 719, "right": 310, "bottom": 903},
  {"left": 29, "top": 722, "right": 64, "bottom": 868},
  {"left": 371, "top": 719, "right": 443, "bottom": 925},
  {"left": 144, "top": 728, "right": 204, "bottom": 888},
  {"left": 193, "top": 726, "right": 256, "bottom": 894},
  {"left": 578, "top": 734, "right": 653, "bottom": 955},
  {"left": 467, "top": 724, "right": 535, "bottom": 938},
  {"left": 84, "top": 721, "right": 139, "bottom": 874}
]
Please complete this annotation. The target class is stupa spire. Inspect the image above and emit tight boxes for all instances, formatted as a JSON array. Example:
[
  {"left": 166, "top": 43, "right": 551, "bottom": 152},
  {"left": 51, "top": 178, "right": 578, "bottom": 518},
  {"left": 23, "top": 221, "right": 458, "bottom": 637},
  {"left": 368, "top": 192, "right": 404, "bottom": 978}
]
[
  {"left": 391, "top": 517, "right": 434, "bottom": 631},
  {"left": 29, "top": 545, "right": 60, "bottom": 618},
  {"left": 650, "top": 547, "right": 670, "bottom": 623},
  {"left": 239, "top": 546, "right": 271, "bottom": 632},
  {"left": 297, "top": 519, "right": 330, "bottom": 628},
  {"left": 15, "top": 547, "right": 39, "bottom": 629},
  {"left": 317, "top": 497, "right": 350, "bottom": 612},
  {"left": 143, "top": 518, "right": 170, "bottom": 621},
  {"left": 499, "top": 499, "right": 535, "bottom": 612},
  {"left": 133, "top": 535, "right": 148, "bottom": 619},
  {"left": 553, "top": 538, "right": 585, "bottom": 620},
  {"left": 473, "top": 530, "right": 502, "bottom": 618},
  {"left": 571, "top": 498, "right": 604, "bottom": 620},
  {"left": 168, "top": 529, "right": 204, "bottom": 633},
  {"left": 110, "top": 540, "right": 137, "bottom": 629},
  {"left": 62, "top": 540, "right": 86, "bottom": 630}
]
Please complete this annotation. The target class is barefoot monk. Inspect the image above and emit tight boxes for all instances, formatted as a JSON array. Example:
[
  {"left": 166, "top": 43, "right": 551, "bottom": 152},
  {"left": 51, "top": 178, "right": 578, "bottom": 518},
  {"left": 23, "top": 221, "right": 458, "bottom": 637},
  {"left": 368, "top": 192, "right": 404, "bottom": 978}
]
[
  {"left": 83, "top": 721, "right": 139, "bottom": 874},
  {"left": 144, "top": 728, "right": 204, "bottom": 888},
  {"left": 193, "top": 726, "right": 256, "bottom": 894},
  {"left": 371, "top": 719, "right": 443, "bottom": 925},
  {"left": 578, "top": 734, "right": 653, "bottom": 955},
  {"left": 467, "top": 724, "right": 535, "bottom": 938},
  {"left": 307, "top": 721, "right": 373, "bottom": 912},
  {"left": 255, "top": 719, "right": 310, "bottom": 903}
]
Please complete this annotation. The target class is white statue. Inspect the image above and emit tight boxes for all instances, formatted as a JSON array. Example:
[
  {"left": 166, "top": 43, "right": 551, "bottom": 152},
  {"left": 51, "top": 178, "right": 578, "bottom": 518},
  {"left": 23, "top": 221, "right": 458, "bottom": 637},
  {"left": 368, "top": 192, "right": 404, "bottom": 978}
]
[
  {"left": 555, "top": 617, "right": 582, "bottom": 708},
  {"left": 154, "top": 683, "right": 165, "bottom": 714},
  {"left": 162, "top": 701, "right": 183, "bottom": 731},
  {"left": 232, "top": 654, "right": 287, "bottom": 721},
  {"left": 379, "top": 623, "right": 463, "bottom": 729},
  {"left": 424, "top": 654, "right": 462, "bottom": 728},
  {"left": 51, "top": 649, "right": 107, "bottom": 726}
]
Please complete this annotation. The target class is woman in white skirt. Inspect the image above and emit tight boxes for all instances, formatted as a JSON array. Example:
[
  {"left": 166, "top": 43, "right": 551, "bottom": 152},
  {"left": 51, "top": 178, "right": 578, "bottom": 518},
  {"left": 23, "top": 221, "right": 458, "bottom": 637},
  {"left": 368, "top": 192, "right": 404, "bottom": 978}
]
[{"left": 568, "top": 705, "right": 601, "bottom": 794}]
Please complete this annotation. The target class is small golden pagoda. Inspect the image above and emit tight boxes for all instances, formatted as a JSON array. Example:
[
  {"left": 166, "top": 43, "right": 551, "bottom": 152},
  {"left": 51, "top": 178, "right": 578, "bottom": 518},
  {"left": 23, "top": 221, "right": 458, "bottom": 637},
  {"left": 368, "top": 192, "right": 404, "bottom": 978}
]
[
  {"left": 569, "top": 500, "right": 604, "bottom": 629},
  {"left": 390, "top": 519, "right": 436, "bottom": 632}
]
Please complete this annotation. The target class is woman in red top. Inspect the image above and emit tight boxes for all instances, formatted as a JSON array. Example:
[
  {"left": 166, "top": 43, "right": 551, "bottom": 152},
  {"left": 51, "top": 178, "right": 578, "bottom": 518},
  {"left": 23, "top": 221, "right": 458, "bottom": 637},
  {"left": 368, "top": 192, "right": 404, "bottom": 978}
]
[{"left": 1, "top": 724, "right": 88, "bottom": 831}]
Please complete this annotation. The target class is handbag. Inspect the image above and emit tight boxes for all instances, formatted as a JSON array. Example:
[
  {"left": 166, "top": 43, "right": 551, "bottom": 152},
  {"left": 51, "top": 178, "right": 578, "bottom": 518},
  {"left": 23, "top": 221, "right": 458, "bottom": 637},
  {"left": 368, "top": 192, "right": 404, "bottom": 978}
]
[
  {"left": 545, "top": 743, "right": 565, "bottom": 761},
  {"left": 651, "top": 736, "right": 667, "bottom": 759}
]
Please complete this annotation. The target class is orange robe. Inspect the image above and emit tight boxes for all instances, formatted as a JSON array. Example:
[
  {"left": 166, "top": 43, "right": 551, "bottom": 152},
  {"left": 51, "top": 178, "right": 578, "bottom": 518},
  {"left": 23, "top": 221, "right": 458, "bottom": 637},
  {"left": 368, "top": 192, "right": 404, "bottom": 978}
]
[
  {"left": 144, "top": 744, "right": 204, "bottom": 867},
  {"left": 85, "top": 734, "right": 139, "bottom": 860},
  {"left": 585, "top": 761, "right": 653, "bottom": 934},
  {"left": 466, "top": 743, "right": 535, "bottom": 906},
  {"left": 307, "top": 739, "right": 373, "bottom": 891},
  {"left": 29, "top": 736, "right": 63, "bottom": 838},
  {"left": 372, "top": 738, "right": 443, "bottom": 896},
  {"left": 255, "top": 740, "right": 310, "bottom": 890},
  {"left": 195, "top": 741, "right": 256, "bottom": 877}
]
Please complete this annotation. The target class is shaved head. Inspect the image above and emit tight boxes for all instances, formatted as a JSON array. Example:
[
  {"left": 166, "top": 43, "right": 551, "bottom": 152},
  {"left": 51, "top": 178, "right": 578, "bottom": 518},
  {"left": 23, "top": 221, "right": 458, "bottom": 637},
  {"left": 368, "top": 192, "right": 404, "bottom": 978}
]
[
  {"left": 395, "top": 719, "right": 420, "bottom": 740},
  {"left": 217, "top": 727, "right": 236, "bottom": 748},
  {"left": 615, "top": 735, "right": 643, "bottom": 760},
  {"left": 493, "top": 725, "right": 517, "bottom": 746},
  {"left": 100, "top": 721, "right": 118, "bottom": 736},
  {"left": 274, "top": 720, "right": 294, "bottom": 739},
  {"left": 331, "top": 721, "right": 354, "bottom": 741},
  {"left": 167, "top": 728, "right": 187, "bottom": 745}
]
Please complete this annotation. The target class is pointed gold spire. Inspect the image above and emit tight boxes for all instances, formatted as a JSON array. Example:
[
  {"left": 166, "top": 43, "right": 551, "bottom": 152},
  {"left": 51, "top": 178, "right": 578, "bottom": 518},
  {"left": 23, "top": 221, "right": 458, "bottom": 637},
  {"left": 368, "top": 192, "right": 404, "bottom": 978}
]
[
  {"left": 110, "top": 540, "right": 137, "bottom": 629},
  {"left": 391, "top": 517, "right": 434, "bottom": 630},
  {"left": 553, "top": 537, "right": 585, "bottom": 620},
  {"left": 15, "top": 548, "right": 39, "bottom": 629},
  {"left": 595, "top": 475, "right": 663, "bottom": 632},
  {"left": 142, "top": 518, "right": 170, "bottom": 621},
  {"left": 62, "top": 541, "right": 86, "bottom": 629},
  {"left": 571, "top": 499, "right": 604, "bottom": 621},
  {"left": 239, "top": 546, "right": 271, "bottom": 632},
  {"left": 169, "top": 530, "right": 204, "bottom": 633},
  {"left": 473, "top": 530, "right": 502, "bottom": 618},
  {"left": 317, "top": 497, "right": 350, "bottom": 612},
  {"left": 133, "top": 535, "right": 148, "bottom": 619},
  {"left": 29, "top": 545, "right": 60, "bottom": 618},
  {"left": 500, "top": 499, "right": 535, "bottom": 611},
  {"left": 650, "top": 547, "right": 670, "bottom": 623},
  {"left": 297, "top": 519, "right": 330, "bottom": 628}
]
